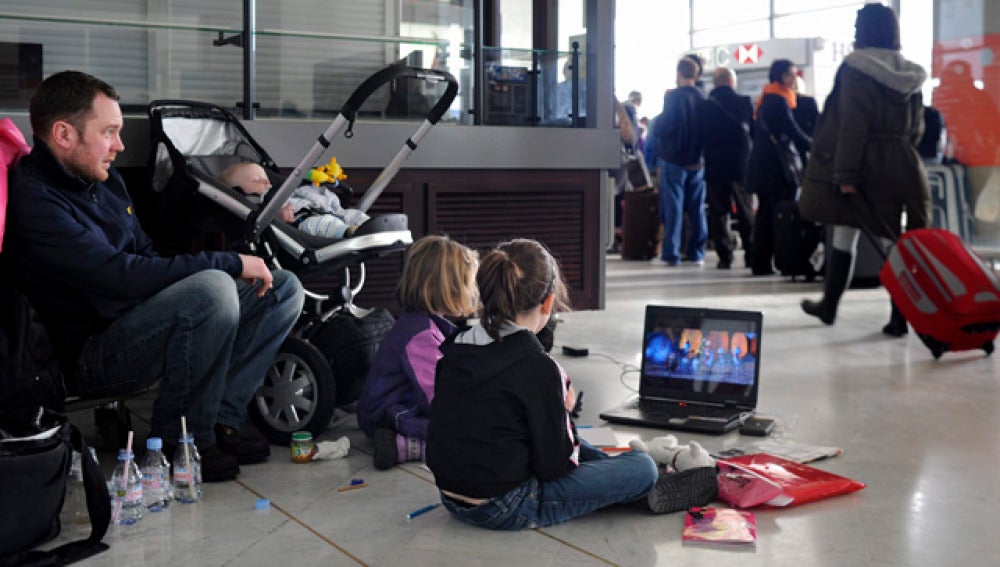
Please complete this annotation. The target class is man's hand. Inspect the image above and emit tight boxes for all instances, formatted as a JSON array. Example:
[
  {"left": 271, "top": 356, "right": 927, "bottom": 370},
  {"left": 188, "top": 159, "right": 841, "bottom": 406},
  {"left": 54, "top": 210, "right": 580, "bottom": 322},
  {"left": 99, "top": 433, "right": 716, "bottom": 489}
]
[
  {"left": 238, "top": 254, "right": 273, "bottom": 297},
  {"left": 839, "top": 184, "right": 857, "bottom": 194}
]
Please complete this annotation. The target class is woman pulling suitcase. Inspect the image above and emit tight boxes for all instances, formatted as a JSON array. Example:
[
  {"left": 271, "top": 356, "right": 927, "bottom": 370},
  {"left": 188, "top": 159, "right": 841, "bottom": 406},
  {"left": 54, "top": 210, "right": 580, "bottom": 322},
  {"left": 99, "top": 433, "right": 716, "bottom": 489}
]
[{"left": 797, "top": 3, "right": 931, "bottom": 335}]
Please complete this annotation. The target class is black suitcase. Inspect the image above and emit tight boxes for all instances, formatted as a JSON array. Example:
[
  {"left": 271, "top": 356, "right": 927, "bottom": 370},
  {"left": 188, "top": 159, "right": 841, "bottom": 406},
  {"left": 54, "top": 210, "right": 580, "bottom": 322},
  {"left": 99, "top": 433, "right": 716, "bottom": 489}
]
[
  {"left": 620, "top": 190, "right": 660, "bottom": 260},
  {"left": 774, "top": 199, "right": 822, "bottom": 281}
]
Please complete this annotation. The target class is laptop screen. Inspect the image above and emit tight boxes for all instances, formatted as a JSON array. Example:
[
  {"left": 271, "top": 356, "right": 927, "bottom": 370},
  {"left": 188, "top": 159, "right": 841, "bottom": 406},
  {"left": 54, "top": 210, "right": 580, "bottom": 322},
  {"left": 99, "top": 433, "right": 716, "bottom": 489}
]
[{"left": 639, "top": 305, "right": 762, "bottom": 409}]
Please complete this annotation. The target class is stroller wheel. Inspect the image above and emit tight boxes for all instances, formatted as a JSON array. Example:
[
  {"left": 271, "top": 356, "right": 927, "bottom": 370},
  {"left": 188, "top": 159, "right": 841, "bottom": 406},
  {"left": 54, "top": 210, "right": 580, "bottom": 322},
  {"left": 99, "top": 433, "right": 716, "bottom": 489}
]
[{"left": 249, "top": 337, "right": 336, "bottom": 445}]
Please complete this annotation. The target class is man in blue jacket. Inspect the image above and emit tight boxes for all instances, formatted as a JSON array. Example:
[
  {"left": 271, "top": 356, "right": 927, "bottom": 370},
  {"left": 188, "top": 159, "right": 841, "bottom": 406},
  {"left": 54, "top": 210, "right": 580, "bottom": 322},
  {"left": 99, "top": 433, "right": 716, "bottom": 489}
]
[
  {"left": 6, "top": 71, "right": 304, "bottom": 481},
  {"left": 653, "top": 57, "right": 706, "bottom": 266}
]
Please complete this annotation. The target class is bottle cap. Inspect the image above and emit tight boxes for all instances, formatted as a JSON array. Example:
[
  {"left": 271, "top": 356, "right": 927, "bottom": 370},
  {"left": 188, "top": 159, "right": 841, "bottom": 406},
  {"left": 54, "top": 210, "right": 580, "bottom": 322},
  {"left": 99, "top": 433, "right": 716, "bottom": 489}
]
[
  {"left": 178, "top": 433, "right": 195, "bottom": 444},
  {"left": 254, "top": 498, "right": 270, "bottom": 510},
  {"left": 146, "top": 437, "right": 163, "bottom": 450},
  {"left": 291, "top": 431, "right": 313, "bottom": 442},
  {"left": 117, "top": 449, "right": 134, "bottom": 460}
]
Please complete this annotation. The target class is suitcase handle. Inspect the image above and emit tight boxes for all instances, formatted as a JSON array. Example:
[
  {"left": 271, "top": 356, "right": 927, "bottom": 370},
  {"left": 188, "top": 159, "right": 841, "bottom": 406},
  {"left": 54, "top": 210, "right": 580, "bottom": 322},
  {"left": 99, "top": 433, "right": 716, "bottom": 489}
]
[{"left": 845, "top": 190, "right": 899, "bottom": 262}]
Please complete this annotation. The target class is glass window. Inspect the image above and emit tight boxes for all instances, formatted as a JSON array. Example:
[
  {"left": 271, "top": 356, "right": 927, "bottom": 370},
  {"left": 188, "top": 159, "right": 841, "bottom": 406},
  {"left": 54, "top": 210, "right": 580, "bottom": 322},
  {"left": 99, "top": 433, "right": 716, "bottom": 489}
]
[
  {"left": 900, "top": 0, "right": 934, "bottom": 102},
  {"left": 773, "top": 5, "right": 863, "bottom": 42},
  {"left": 0, "top": 0, "right": 471, "bottom": 120},
  {"left": 692, "top": 22, "right": 771, "bottom": 49},
  {"left": 692, "top": 0, "right": 770, "bottom": 30},
  {"left": 500, "top": 0, "right": 533, "bottom": 49},
  {"left": 615, "top": 0, "right": 689, "bottom": 118},
  {"left": 399, "top": 1, "right": 472, "bottom": 123},
  {"left": 773, "top": 0, "right": 863, "bottom": 14}
]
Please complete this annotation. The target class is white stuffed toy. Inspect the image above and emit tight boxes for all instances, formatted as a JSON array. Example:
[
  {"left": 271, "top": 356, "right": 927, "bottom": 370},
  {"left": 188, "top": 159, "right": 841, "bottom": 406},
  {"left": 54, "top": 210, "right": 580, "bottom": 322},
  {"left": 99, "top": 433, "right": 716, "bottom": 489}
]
[{"left": 630, "top": 435, "right": 716, "bottom": 471}]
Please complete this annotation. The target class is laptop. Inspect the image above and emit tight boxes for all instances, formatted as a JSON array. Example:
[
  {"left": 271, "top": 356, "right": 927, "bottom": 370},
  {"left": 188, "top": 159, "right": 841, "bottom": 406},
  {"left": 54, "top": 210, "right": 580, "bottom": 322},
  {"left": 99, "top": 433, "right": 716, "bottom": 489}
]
[{"left": 599, "top": 305, "right": 763, "bottom": 434}]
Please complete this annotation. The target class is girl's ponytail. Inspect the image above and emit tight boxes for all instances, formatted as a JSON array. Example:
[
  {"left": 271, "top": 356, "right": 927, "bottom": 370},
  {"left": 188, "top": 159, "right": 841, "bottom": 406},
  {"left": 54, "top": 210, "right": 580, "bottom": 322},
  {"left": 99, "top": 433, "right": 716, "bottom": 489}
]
[
  {"left": 477, "top": 239, "right": 569, "bottom": 341},
  {"left": 477, "top": 249, "right": 521, "bottom": 340}
]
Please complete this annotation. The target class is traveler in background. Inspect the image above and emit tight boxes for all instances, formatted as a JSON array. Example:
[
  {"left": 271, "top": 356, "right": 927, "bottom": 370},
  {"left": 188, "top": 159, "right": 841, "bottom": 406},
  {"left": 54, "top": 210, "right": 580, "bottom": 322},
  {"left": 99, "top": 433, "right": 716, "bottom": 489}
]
[
  {"left": 918, "top": 105, "right": 947, "bottom": 166},
  {"left": 793, "top": 76, "right": 820, "bottom": 137},
  {"left": 652, "top": 57, "right": 706, "bottom": 266},
  {"left": 799, "top": 4, "right": 930, "bottom": 335},
  {"left": 699, "top": 67, "right": 755, "bottom": 270},
  {"left": 553, "top": 60, "right": 586, "bottom": 126},
  {"left": 623, "top": 90, "right": 642, "bottom": 153},
  {"left": 747, "top": 59, "right": 813, "bottom": 275},
  {"left": 637, "top": 115, "right": 650, "bottom": 155}
]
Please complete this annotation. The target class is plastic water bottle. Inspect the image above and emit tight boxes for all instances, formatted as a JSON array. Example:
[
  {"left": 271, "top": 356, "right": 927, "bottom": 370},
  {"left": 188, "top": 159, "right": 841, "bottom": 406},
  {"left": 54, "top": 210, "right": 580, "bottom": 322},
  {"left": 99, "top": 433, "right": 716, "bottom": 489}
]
[
  {"left": 172, "top": 434, "right": 202, "bottom": 504},
  {"left": 111, "top": 449, "right": 143, "bottom": 525},
  {"left": 141, "top": 437, "right": 171, "bottom": 512},
  {"left": 61, "top": 450, "right": 89, "bottom": 526}
]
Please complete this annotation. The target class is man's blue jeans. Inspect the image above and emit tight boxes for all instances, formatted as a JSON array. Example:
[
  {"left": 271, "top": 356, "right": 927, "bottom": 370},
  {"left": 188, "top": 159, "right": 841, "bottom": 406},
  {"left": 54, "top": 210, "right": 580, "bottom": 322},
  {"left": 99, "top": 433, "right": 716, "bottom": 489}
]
[
  {"left": 440, "top": 442, "right": 657, "bottom": 530},
  {"left": 658, "top": 160, "right": 708, "bottom": 263},
  {"left": 78, "top": 269, "right": 303, "bottom": 447}
]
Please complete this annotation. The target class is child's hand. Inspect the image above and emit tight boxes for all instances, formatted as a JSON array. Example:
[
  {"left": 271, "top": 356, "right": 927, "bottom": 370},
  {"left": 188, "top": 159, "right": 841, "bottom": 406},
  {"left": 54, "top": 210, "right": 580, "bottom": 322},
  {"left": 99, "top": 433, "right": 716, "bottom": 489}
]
[
  {"left": 278, "top": 205, "right": 295, "bottom": 223},
  {"left": 564, "top": 384, "right": 577, "bottom": 413}
]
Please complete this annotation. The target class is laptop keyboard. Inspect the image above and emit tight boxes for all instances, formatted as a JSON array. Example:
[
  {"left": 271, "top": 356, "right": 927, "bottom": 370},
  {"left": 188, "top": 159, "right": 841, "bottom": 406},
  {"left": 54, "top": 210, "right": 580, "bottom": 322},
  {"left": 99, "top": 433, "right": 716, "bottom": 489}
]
[{"left": 629, "top": 399, "right": 736, "bottom": 419}]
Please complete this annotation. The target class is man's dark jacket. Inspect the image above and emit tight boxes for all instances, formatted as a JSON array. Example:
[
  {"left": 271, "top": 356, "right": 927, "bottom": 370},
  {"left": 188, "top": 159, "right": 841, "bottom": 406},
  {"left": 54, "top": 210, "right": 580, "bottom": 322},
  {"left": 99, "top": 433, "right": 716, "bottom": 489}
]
[
  {"left": 654, "top": 85, "right": 704, "bottom": 168},
  {"left": 6, "top": 137, "right": 242, "bottom": 371},
  {"left": 699, "top": 86, "right": 754, "bottom": 185}
]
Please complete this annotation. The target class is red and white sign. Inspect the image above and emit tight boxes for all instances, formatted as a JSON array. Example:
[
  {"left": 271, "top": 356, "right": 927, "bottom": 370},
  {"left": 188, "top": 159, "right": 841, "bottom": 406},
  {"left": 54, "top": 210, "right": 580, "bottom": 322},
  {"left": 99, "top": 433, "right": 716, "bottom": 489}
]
[{"left": 737, "top": 44, "right": 764, "bottom": 64}]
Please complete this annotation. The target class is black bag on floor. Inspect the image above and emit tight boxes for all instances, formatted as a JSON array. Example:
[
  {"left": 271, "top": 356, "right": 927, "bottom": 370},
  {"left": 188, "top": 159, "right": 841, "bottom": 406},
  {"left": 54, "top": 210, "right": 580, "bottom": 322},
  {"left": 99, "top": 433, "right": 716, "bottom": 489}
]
[
  {"left": 308, "top": 307, "right": 395, "bottom": 405},
  {"left": 0, "top": 408, "right": 110, "bottom": 566},
  {"left": 621, "top": 189, "right": 660, "bottom": 260},
  {"left": 774, "top": 199, "right": 822, "bottom": 281}
]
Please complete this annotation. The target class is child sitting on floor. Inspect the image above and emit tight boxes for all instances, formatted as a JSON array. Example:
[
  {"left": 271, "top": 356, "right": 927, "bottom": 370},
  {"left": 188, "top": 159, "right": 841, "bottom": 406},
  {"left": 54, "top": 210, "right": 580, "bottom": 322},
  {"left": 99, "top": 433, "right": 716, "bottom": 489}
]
[
  {"left": 219, "top": 161, "right": 369, "bottom": 238},
  {"left": 356, "top": 235, "right": 479, "bottom": 469},
  {"left": 427, "top": 239, "right": 664, "bottom": 530}
]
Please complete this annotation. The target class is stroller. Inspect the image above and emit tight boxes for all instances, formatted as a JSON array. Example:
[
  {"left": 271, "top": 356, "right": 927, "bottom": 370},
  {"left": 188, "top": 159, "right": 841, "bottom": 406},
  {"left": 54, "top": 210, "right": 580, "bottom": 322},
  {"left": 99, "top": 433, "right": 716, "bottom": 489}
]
[{"left": 147, "top": 64, "right": 458, "bottom": 443}]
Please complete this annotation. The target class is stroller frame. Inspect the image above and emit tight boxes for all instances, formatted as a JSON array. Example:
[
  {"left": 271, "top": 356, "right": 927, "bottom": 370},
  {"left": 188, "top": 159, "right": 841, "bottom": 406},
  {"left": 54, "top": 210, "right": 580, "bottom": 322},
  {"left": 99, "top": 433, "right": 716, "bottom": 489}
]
[{"left": 148, "top": 64, "right": 458, "bottom": 443}]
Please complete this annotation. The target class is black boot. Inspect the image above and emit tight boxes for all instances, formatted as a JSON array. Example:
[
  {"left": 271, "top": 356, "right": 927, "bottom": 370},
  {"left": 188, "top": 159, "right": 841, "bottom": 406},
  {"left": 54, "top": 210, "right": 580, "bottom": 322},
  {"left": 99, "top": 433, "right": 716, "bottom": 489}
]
[
  {"left": 882, "top": 301, "right": 908, "bottom": 337},
  {"left": 801, "top": 249, "right": 854, "bottom": 325}
]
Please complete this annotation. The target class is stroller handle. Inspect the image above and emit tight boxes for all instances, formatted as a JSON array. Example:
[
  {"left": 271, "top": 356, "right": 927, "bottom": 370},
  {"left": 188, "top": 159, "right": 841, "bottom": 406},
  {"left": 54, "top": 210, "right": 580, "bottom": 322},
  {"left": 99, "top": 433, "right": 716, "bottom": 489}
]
[
  {"left": 253, "top": 65, "right": 458, "bottom": 237},
  {"left": 341, "top": 64, "right": 459, "bottom": 126}
]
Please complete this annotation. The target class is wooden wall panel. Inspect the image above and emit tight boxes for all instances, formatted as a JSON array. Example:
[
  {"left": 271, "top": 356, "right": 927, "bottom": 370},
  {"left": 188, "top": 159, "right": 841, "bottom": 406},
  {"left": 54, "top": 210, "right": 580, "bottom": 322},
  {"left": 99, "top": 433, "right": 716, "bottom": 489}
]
[
  {"left": 349, "top": 168, "right": 602, "bottom": 311},
  {"left": 125, "top": 165, "right": 604, "bottom": 313}
]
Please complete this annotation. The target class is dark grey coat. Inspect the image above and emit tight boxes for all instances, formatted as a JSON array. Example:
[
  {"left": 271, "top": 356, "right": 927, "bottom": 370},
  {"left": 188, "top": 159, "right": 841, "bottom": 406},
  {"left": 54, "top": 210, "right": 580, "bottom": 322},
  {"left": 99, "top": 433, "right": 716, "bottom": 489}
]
[
  {"left": 798, "top": 49, "right": 931, "bottom": 237},
  {"left": 747, "top": 93, "right": 812, "bottom": 200}
]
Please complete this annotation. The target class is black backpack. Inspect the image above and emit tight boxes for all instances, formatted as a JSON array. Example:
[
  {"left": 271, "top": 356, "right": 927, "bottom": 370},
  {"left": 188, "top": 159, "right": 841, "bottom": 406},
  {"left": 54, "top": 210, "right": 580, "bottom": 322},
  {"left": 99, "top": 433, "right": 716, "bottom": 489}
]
[
  {"left": 307, "top": 307, "right": 395, "bottom": 406},
  {"left": 0, "top": 263, "right": 67, "bottom": 412}
]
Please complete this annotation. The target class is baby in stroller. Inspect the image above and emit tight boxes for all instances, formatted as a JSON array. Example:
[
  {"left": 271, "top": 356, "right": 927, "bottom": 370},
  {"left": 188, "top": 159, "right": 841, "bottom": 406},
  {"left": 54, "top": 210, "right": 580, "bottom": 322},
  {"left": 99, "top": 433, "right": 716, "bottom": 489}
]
[{"left": 220, "top": 161, "right": 371, "bottom": 239}]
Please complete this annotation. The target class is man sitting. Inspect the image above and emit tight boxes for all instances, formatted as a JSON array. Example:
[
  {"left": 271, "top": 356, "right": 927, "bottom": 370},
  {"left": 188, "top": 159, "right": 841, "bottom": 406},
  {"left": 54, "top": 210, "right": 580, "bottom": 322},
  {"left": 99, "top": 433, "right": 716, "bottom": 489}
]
[{"left": 5, "top": 70, "right": 304, "bottom": 481}]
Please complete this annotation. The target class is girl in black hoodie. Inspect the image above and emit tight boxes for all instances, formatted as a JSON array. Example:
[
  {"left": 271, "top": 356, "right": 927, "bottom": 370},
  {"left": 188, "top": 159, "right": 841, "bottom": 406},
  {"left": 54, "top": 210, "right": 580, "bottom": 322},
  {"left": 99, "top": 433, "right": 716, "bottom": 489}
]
[{"left": 427, "top": 239, "right": 659, "bottom": 530}]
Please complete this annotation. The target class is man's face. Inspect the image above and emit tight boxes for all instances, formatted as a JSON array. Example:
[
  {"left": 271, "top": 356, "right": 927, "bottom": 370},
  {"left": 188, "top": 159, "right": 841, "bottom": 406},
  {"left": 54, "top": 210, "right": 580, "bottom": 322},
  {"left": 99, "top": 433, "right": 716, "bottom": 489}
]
[
  {"left": 783, "top": 67, "right": 799, "bottom": 90},
  {"left": 63, "top": 93, "right": 124, "bottom": 183}
]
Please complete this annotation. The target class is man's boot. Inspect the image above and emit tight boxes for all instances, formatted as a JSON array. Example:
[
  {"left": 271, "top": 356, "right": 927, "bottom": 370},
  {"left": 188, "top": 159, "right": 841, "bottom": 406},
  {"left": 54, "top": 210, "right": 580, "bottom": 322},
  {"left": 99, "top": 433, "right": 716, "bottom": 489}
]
[{"left": 801, "top": 249, "right": 854, "bottom": 325}]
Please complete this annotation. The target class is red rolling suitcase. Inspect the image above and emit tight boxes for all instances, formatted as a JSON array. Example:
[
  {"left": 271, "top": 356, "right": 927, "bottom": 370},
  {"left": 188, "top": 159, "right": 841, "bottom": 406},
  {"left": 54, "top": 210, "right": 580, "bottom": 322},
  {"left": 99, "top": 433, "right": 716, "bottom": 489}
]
[{"left": 878, "top": 228, "right": 1000, "bottom": 358}]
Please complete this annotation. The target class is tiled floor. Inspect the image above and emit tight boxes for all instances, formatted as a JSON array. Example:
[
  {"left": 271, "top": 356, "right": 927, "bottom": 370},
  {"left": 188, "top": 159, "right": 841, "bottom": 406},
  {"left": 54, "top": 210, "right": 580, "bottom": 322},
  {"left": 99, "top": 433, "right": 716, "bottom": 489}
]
[{"left": 52, "top": 253, "right": 1000, "bottom": 566}]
